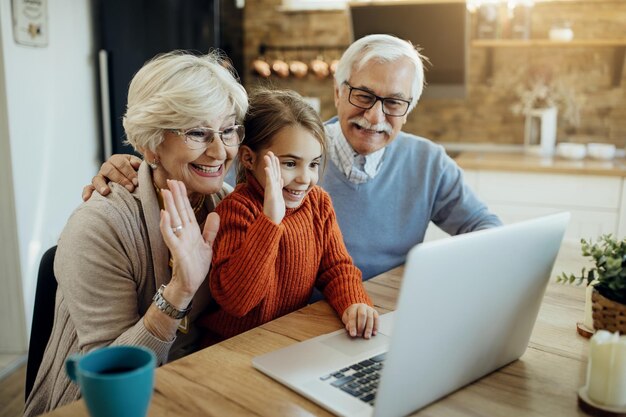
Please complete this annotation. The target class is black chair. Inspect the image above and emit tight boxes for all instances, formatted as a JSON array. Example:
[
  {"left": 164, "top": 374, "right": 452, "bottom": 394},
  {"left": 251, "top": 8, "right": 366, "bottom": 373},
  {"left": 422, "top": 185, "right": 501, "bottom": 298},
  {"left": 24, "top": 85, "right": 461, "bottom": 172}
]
[{"left": 25, "top": 245, "right": 58, "bottom": 401}]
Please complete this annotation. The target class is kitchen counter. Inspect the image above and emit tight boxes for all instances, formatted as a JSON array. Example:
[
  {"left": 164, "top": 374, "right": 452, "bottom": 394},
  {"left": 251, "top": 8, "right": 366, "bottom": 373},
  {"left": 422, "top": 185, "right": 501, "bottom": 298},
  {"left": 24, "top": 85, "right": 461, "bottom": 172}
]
[{"left": 455, "top": 152, "right": 626, "bottom": 177}]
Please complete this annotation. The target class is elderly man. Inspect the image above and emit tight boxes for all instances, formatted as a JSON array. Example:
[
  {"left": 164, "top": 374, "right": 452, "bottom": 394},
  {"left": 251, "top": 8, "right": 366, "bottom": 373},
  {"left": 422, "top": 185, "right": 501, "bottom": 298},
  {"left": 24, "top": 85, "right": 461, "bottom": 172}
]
[
  {"left": 319, "top": 34, "right": 501, "bottom": 279},
  {"left": 85, "top": 34, "right": 501, "bottom": 280}
]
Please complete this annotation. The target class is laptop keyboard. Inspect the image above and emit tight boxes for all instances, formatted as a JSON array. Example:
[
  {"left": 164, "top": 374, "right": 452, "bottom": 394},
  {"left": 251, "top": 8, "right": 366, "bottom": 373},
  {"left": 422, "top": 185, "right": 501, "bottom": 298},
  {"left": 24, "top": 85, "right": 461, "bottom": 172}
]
[{"left": 319, "top": 352, "right": 386, "bottom": 406}]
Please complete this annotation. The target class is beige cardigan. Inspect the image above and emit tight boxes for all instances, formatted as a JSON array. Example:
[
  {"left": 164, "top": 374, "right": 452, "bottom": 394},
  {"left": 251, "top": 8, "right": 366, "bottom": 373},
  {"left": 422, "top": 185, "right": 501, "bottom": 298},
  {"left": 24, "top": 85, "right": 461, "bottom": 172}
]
[{"left": 24, "top": 163, "right": 229, "bottom": 416}]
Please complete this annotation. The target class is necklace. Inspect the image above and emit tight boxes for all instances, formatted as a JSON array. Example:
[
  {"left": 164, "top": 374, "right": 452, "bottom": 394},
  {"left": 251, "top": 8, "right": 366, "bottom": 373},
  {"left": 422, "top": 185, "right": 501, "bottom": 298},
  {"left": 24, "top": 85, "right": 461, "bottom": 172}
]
[
  {"left": 190, "top": 193, "right": 206, "bottom": 214},
  {"left": 154, "top": 183, "right": 206, "bottom": 214}
]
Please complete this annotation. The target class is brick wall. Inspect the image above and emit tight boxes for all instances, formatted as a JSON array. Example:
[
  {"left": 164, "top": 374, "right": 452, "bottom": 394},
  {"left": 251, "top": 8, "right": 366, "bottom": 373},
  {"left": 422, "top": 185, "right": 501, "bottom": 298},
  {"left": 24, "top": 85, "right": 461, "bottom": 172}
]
[{"left": 243, "top": 0, "right": 626, "bottom": 147}]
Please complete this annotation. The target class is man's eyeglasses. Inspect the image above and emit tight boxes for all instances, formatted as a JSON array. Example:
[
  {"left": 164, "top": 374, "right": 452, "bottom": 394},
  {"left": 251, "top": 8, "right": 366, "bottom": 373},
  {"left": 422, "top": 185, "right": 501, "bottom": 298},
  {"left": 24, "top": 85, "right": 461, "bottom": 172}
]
[
  {"left": 170, "top": 125, "right": 245, "bottom": 149},
  {"left": 344, "top": 82, "right": 411, "bottom": 117}
]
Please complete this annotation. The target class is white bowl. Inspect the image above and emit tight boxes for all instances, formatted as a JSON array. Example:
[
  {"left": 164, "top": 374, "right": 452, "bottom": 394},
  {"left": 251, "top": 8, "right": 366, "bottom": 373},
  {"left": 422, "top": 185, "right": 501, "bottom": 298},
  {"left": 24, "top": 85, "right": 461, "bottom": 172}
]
[
  {"left": 587, "top": 143, "right": 616, "bottom": 160},
  {"left": 556, "top": 143, "right": 586, "bottom": 160}
]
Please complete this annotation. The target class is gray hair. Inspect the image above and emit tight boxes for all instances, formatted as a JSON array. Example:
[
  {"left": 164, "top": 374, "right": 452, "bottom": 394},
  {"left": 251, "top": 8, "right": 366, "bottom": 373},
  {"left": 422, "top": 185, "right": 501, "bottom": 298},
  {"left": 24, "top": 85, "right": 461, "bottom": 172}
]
[
  {"left": 123, "top": 50, "right": 248, "bottom": 152},
  {"left": 334, "top": 34, "right": 426, "bottom": 113}
]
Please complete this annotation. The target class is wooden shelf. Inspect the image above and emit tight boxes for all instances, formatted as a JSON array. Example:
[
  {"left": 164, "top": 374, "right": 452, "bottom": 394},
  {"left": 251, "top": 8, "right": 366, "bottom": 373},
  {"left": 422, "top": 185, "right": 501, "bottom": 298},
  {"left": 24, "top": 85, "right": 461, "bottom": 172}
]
[
  {"left": 472, "top": 39, "right": 626, "bottom": 47},
  {"left": 531, "top": 0, "right": 626, "bottom": 3},
  {"left": 472, "top": 39, "right": 626, "bottom": 86}
]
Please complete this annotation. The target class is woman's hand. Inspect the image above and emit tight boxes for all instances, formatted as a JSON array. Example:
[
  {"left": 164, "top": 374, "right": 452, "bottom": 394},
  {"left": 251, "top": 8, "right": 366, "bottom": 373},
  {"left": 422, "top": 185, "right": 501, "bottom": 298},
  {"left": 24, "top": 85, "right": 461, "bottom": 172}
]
[
  {"left": 263, "top": 151, "right": 285, "bottom": 224},
  {"left": 159, "top": 179, "right": 220, "bottom": 307},
  {"left": 342, "top": 304, "right": 379, "bottom": 339}
]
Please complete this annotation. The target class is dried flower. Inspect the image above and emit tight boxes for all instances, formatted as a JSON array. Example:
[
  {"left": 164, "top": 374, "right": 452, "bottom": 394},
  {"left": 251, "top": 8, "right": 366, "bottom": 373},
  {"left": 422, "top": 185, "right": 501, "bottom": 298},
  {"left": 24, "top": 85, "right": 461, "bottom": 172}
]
[{"left": 510, "top": 66, "right": 583, "bottom": 127}]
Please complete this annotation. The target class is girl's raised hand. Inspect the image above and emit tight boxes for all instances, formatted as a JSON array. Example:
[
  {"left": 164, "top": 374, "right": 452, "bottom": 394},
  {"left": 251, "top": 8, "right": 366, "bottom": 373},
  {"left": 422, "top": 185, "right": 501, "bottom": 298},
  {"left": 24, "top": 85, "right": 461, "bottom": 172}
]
[
  {"left": 263, "top": 151, "right": 285, "bottom": 224},
  {"left": 159, "top": 179, "right": 220, "bottom": 304},
  {"left": 342, "top": 304, "right": 379, "bottom": 339}
]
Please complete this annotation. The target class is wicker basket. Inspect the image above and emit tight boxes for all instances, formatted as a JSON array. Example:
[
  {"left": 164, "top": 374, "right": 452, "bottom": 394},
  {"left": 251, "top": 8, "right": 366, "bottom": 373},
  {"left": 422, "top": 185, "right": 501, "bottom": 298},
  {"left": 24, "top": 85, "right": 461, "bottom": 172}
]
[{"left": 591, "top": 289, "right": 626, "bottom": 333}]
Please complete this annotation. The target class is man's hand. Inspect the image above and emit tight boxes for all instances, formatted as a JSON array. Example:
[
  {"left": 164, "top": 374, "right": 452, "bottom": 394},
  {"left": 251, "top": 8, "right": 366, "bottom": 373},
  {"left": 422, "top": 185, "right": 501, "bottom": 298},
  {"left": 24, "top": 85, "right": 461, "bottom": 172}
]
[
  {"left": 262, "top": 151, "right": 285, "bottom": 224},
  {"left": 82, "top": 154, "right": 142, "bottom": 201},
  {"left": 342, "top": 304, "right": 379, "bottom": 339}
]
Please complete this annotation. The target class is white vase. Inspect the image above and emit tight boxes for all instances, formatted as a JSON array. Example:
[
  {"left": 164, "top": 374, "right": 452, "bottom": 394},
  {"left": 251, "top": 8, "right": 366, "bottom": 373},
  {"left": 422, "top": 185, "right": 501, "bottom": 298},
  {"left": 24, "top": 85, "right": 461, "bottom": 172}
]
[{"left": 524, "top": 107, "right": 558, "bottom": 157}]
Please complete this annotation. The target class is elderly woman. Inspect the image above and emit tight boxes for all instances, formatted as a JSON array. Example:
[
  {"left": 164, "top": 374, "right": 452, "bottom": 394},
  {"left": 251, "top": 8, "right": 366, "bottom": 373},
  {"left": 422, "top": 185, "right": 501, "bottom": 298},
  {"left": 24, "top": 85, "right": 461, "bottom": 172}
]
[{"left": 24, "top": 51, "right": 248, "bottom": 416}]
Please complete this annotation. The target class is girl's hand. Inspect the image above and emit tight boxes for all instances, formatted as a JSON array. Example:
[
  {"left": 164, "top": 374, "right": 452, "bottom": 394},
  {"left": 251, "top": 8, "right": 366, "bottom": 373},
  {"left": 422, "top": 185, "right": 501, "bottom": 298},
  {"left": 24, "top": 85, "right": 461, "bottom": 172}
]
[
  {"left": 263, "top": 151, "right": 285, "bottom": 224},
  {"left": 159, "top": 179, "right": 220, "bottom": 306},
  {"left": 342, "top": 304, "right": 379, "bottom": 339}
]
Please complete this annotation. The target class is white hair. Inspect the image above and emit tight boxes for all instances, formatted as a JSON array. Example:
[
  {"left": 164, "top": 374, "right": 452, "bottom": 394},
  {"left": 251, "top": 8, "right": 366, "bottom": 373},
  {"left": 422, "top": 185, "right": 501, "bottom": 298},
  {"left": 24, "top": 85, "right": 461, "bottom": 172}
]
[
  {"left": 123, "top": 50, "right": 248, "bottom": 152},
  {"left": 334, "top": 34, "right": 426, "bottom": 113}
]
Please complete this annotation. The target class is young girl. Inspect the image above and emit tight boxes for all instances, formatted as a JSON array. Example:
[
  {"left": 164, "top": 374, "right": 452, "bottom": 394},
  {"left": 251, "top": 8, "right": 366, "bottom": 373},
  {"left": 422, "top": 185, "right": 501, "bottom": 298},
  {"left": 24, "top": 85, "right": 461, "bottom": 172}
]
[{"left": 164, "top": 88, "right": 378, "bottom": 346}]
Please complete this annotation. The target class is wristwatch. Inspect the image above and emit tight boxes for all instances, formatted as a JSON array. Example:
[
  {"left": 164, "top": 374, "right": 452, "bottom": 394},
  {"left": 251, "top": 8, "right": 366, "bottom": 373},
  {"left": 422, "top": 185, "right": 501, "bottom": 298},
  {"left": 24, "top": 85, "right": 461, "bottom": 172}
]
[{"left": 152, "top": 285, "right": 192, "bottom": 319}]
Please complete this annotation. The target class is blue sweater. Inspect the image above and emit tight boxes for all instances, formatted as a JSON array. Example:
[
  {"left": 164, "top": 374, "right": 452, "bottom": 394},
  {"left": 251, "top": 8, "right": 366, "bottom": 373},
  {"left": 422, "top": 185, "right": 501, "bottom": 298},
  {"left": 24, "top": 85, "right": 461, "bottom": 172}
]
[{"left": 320, "top": 121, "right": 502, "bottom": 280}]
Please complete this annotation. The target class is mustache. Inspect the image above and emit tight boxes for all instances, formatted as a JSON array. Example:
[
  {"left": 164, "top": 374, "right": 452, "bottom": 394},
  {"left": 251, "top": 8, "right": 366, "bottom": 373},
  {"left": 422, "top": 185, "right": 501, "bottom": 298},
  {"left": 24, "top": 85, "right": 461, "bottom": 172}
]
[{"left": 348, "top": 117, "right": 393, "bottom": 135}]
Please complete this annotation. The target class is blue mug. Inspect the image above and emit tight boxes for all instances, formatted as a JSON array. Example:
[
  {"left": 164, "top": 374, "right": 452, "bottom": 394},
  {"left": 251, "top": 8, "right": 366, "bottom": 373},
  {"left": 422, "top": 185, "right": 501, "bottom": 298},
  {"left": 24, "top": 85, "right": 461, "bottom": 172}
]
[{"left": 66, "top": 345, "right": 156, "bottom": 417}]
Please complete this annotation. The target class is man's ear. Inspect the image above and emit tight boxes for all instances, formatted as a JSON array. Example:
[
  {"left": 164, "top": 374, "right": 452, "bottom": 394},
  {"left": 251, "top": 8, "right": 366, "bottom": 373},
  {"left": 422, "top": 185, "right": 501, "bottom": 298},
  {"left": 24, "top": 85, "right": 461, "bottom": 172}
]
[
  {"left": 238, "top": 146, "right": 257, "bottom": 170},
  {"left": 333, "top": 80, "right": 341, "bottom": 109}
]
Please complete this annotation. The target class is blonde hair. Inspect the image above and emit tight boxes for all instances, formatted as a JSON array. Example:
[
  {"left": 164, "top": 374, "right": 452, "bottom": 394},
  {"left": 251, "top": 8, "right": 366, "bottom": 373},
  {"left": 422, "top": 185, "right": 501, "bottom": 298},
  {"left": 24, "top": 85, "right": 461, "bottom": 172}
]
[
  {"left": 236, "top": 88, "right": 326, "bottom": 184},
  {"left": 334, "top": 34, "right": 426, "bottom": 113},
  {"left": 123, "top": 50, "right": 248, "bottom": 152}
]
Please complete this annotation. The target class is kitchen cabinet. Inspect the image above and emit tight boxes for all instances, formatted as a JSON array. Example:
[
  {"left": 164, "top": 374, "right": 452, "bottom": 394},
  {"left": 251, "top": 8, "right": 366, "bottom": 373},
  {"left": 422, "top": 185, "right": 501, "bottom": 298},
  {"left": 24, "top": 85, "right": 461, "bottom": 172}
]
[
  {"left": 425, "top": 152, "right": 626, "bottom": 243},
  {"left": 464, "top": 171, "right": 620, "bottom": 241}
]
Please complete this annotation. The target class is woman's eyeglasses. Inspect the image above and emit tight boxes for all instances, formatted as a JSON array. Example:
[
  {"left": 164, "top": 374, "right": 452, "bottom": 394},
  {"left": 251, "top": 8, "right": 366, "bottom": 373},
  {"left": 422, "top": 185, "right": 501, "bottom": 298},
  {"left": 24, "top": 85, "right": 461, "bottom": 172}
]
[{"left": 170, "top": 125, "right": 245, "bottom": 149}]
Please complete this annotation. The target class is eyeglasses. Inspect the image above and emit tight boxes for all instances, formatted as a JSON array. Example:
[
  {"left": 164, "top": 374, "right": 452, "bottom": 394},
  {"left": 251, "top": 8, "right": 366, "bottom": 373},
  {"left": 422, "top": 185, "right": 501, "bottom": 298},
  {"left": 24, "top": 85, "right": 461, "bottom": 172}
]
[
  {"left": 343, "top": 82, "right": 411, "bottom": 117},
  {"left": 170, "top": 125, "right": 245, "bottom": 149}
]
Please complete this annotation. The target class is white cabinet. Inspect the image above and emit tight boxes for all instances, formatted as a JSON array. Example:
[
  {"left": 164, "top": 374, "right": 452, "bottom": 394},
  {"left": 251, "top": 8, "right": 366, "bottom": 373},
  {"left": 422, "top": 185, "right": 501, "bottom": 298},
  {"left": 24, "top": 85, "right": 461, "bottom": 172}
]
[
  {"left": 618, "top": 181, "right": 626, "bottom": 238},
  {"left": 425, "top": 168, "right": 624, "bottom": 242},
  {"left": 463, "top": 170, "right": 622, "bottom": 242},
  {"left": 424, "top": 152, "right": 626, "bottom": 242}
]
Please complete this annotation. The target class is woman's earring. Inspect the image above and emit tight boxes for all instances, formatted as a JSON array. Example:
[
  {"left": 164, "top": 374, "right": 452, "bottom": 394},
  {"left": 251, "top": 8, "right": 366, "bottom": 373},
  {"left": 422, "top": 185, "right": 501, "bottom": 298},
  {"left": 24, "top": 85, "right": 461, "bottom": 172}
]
[{"left": 149, "top": 159, "right": 159, "bottom": 170}]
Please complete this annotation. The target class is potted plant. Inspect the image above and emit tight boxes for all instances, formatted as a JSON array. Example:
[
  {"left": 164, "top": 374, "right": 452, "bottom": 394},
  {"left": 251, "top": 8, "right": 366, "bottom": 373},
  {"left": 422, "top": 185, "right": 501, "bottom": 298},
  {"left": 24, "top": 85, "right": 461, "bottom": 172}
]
[{"left": 558, "top": 234, "right": 626, "bottom": 334}]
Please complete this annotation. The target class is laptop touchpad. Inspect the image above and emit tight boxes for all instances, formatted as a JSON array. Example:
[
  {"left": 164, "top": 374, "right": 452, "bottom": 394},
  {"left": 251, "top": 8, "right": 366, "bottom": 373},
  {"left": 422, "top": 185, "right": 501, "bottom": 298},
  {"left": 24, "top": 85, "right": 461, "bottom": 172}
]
[{"left": 321, "top": 332, "right": 390, "bottom": 356}]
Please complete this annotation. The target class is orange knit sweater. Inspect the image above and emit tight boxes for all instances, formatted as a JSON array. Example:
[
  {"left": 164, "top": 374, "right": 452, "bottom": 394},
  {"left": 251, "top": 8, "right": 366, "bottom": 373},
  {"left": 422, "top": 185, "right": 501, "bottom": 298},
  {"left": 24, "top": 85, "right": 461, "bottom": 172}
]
[{"left": 198, "top": 174, "right": 372, "bottom": 345}]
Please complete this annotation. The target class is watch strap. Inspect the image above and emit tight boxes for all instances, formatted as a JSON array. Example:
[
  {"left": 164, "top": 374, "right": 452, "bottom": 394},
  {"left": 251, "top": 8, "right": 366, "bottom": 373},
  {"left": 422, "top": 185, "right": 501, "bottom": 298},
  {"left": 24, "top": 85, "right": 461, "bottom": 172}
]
[{"left": 152, "top": 284, "right": 192, "bottom": 320}]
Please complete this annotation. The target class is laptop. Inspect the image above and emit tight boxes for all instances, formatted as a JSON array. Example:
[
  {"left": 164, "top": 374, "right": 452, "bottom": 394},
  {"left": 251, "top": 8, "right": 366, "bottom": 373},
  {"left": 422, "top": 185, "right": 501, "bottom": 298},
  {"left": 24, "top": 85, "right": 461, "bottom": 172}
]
[{"left": 252, "top": 212, "right": 570, "bottom": 417}]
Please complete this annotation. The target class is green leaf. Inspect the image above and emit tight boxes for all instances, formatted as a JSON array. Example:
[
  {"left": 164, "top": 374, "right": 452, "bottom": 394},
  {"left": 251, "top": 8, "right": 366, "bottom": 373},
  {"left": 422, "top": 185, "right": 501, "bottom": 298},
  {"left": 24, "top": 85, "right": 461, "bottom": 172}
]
[{"left": 558, "top": 234, "right": 626, "bottom": 304}]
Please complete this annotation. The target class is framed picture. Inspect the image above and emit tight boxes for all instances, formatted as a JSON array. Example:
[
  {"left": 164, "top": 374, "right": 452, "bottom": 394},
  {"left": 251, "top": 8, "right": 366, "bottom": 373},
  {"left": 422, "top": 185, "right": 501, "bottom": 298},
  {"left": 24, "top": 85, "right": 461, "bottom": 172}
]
[{"left": 12, "top": 0, "right": 48, "bottom": 47}]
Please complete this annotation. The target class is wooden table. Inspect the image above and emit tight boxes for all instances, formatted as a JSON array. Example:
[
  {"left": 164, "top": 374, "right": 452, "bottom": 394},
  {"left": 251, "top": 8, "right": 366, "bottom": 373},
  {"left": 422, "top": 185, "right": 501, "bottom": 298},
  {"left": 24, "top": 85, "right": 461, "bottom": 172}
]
[{"left": 44, "top": 242, "right": 592, "bottom": 417}]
